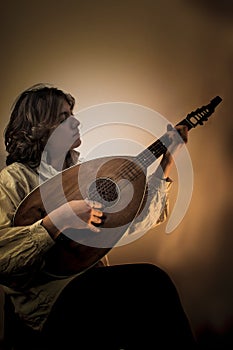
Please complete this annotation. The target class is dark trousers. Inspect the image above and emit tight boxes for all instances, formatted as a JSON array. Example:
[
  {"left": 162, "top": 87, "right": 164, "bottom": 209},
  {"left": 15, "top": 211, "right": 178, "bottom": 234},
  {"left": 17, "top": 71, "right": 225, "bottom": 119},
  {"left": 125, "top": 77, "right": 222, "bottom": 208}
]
[{"left": 40, "top": 263, "right": 197, "bottom": 349}]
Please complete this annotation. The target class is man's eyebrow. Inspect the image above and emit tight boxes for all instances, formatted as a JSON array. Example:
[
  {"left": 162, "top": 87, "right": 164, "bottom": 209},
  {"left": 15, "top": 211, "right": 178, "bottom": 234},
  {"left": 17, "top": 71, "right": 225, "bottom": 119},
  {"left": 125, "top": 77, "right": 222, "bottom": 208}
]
[{"left": 59, "top": 111, "right": 73, "bottom": 116}]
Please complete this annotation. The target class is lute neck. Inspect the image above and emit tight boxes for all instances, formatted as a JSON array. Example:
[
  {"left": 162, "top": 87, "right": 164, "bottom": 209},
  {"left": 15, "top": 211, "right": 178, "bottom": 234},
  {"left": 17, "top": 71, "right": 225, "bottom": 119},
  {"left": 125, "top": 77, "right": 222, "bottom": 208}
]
[
  {"left": 136, "top": 138, "right": 167, "bottom": 168},
  {"left": 136, "top": 96, "right": 222, "bottom": 169}
]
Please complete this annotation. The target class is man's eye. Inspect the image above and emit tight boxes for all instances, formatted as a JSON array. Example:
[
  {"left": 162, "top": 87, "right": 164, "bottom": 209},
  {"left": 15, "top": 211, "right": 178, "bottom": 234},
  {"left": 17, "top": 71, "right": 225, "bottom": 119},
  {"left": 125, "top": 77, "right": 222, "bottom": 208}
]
[
  {"left": 59, "top": 112, "right": 70, "bottom": 123},
  {"left": 59, "top": 117, "right": 66, "bottom": 124}
]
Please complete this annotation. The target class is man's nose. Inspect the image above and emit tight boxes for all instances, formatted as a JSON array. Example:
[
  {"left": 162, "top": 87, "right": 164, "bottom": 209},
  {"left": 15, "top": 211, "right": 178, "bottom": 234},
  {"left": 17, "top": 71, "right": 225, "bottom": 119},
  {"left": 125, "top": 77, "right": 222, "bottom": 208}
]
[{"left": 70, "top": 116, "right": 80, "bottom": 129}]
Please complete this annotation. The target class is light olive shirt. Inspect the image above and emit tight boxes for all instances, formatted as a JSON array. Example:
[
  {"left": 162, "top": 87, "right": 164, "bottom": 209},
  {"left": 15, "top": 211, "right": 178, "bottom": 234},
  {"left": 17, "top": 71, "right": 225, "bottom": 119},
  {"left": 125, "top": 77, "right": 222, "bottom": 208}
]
[{"left": 0, "top": 162, "right": 171, "bottom": 331}]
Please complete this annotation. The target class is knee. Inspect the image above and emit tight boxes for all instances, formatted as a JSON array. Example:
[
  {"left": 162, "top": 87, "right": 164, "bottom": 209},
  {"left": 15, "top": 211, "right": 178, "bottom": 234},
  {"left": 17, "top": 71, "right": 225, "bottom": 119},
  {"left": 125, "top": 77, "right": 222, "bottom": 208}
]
[
  {"left": 136, "top": 262, "right": 169, "bottom": 279},
  {"left": 135, "top": 263, "right": 177, "bottom": 292}
]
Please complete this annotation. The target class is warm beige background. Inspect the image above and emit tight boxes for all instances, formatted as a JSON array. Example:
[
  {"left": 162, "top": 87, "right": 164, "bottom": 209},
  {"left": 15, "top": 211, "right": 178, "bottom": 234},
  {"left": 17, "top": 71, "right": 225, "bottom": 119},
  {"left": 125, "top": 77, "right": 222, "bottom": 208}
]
[{"left": 1, "top": 0, "right": 233, "bottom": 343}]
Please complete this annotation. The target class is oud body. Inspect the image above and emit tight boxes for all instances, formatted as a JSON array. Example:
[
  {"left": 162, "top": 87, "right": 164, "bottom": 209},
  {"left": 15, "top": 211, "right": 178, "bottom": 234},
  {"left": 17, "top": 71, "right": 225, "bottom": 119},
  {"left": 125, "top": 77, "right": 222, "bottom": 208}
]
[{"left": 14, "top": 156, "right": 147, "bottom": 276}]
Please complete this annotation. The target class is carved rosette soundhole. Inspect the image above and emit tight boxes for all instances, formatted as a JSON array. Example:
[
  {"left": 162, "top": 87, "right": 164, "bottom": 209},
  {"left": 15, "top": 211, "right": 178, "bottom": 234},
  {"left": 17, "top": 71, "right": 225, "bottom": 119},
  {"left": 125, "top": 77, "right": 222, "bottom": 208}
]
[{"left": 88, "top": 177, "right": 119, "bottom": 208}]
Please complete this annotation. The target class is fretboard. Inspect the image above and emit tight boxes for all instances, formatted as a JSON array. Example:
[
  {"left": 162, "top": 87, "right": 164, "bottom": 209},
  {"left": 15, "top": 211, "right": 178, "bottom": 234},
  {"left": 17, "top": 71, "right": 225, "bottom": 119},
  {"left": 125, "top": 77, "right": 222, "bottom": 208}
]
[{"left": 135, "top": 95, "right": 222, "bottom": 169}]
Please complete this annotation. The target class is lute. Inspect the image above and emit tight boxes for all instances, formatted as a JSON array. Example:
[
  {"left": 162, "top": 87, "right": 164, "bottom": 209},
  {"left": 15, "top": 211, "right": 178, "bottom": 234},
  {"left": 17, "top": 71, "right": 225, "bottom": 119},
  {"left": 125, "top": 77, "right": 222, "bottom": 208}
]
[{"left": 13, "top": 96, "right": 222, "bottom": 277}]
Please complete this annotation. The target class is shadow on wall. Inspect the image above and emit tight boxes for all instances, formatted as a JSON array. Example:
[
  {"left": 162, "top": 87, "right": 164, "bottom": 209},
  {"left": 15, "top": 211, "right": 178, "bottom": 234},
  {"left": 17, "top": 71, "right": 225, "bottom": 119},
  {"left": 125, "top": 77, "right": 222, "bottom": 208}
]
[
  {"left": 190, "top": 0, "right": 233, "bottom": 20},
  {"left": 196, "top": 319, "right": 233, "bottom": 349}
]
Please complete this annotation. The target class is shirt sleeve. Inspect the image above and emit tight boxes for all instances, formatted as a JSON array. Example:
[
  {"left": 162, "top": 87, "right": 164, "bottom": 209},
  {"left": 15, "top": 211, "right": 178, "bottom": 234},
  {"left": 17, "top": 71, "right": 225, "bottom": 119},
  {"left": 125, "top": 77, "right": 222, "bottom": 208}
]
[
  {"left": 0, "top": 170, "right": 55, "bottom": 287},
  {"left": 124, "top": 173, "right": 172, "bottom": 237}
]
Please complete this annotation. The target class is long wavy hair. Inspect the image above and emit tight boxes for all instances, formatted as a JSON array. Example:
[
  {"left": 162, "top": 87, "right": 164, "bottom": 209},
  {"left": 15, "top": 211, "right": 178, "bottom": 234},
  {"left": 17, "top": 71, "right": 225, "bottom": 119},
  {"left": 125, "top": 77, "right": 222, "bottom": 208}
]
[{"left": 4, "top": 83, "right": 77, "bottom": 169}]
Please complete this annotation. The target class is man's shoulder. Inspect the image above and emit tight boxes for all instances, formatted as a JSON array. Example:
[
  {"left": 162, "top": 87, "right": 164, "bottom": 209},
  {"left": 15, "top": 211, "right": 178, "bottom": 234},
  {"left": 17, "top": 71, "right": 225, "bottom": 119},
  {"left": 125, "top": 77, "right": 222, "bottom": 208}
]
[{"left": 0, "top": 162, "right": 38, "bottom": 187}]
